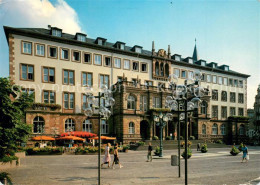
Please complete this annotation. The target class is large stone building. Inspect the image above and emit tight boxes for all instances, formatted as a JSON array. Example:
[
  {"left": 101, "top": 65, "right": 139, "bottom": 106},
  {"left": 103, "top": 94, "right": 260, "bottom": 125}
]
[
  {"left": 4, "top": 25, "right": 250, "bottom": 144},
  {"left": 254, "top": 85, "right": 260, "bottom": 132}
]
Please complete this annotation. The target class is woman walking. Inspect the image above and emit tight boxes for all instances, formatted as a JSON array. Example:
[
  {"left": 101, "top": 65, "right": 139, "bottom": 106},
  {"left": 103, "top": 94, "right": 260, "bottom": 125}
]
[
  {"left": 101, "top": 143, "right": 111, "bottom": 168},
  {"left": 241, "top": 143, "right": 249, "bottom": 163},
  {"left": 112, "top": 143, "right": 123, "bottom": 169}
]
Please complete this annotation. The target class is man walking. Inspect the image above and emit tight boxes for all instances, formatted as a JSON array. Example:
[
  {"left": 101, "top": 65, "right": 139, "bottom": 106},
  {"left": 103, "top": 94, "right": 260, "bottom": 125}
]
[{"left": 147, "top": 142, "right": 153, "bottom": 162}]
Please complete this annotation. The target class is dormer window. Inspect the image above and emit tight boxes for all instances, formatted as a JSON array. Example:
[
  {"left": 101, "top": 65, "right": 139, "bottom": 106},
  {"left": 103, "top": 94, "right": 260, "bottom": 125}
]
[
  {"left": 96, "top": 37, "right": 107, "bottom": 46},
  {"left": 201, "top": 61, "right": 206, "bottom": 66},
  {"left": 76, "top": 34, "right": 86, "bottom": 42},
  {"left": 175, "top": 55, "right": 181, "bottom": 61},
  {"left": 135, "top": 47, "right": 142, "bottom": 53},
  {"left": 212, "top": 64, "right": 216, "bottom": 68},
  {"left": 120, "top": 44, "right": 125, "bottom": 50},
  {"left": 188, "top": 58, "right": 193, "bottom": 64},
  {"left": 98, "top": 39, "right": 103, "bottom": 45},
  {"left": 224, "top": 66, "right": 229, "bottom": 71},
  {"left": 51, "top": 28, "right": 62, "bottom": 37}
]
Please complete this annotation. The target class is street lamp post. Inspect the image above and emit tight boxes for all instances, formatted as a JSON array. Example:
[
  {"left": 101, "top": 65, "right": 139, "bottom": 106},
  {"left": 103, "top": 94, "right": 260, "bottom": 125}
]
[
  {"left": 166, "top": 71, "right": 205, "bottom": 185},
  {"left": 153, "top": 112, "right": 170, "bottom": 157},
  {"left": 84, "top": 85, "right": 115, "bottom": 185}
]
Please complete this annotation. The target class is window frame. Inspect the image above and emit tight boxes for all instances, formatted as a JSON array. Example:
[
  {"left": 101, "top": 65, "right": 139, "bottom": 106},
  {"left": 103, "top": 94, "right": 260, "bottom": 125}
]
[
  {"left": 72, "top": 50, "right": 81, "bottom": 63},
  {"left": 141, "top": 62, "right": 148, "bottom": 73},
  {"left": 99, "top": 74, "right": 110, "bottom": 88},
  {"left": 21, "top": 40, "right": 32, "bottom": 55},
  {"left": 34, "top": 43, "right": 45, "bottom": 57},
  {"left": 63, "top": 92, "right": 75, "bottom": 110},
  {"left": 181, "top": 70, "right": 187, "bottom": 79},
  {"left": 94, "top": 54, "right": 102, "bottom": 66},
  {"left": 123, "top": 59, "right": 130, "bottom": 70},
  {"left": 132, "top": 61, "right": 139, "bottom": 72},
  {"left": 42, "top": 66, "right": 55, "bottom": 83},
  {"left": 129, "top": 122, "right": 135, "bottom": 134},
  {"left": 238, "top": 93, "right": 244, "bottom": 104},
  {"left": 60, "top": 47, "right": 70, "bottom": 61},
  {"left": 20, "top": 63, "right": 34, "bottom": 81},
  {"left": 206, "top": 74, "right": 211, "bottom": 83},
  {"left": 81, "top": 72, "right": 93, "bottom": 87},
  {"left": 47, "top": 45, "right": 58, "bottom": 59},
  {"left": 212, "top": 75, "right": 217, "bottom": 84},
  {"left": 63, "top": 69, "right": 75, "bottom": 85},
  {"left": 113, "top": 57, "right": 121, "bottom": 69},
  {"left": 83, "top": 52, "right": 92, "bottom": 64},
  {"left": 42, "top": 90, "right": 56, "bottom": 104},
  {"left": 174, "top": 68, "right": 180, "bottom": 78},
  {"left": 127, "top": 95, "right": 136, "bottom": 110},
  {"left": 103, "top": 55, "right": 112, "bottom": 67}
]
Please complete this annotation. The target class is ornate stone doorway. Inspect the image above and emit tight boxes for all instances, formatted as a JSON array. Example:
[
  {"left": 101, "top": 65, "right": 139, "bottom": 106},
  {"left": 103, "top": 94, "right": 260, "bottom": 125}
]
[{"left": 140, "top": 120, "right": 150, "bottom": 140}]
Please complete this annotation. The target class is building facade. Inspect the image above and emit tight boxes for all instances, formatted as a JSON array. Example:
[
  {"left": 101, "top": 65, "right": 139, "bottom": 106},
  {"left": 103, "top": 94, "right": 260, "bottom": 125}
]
[
  {"left": 4, "top": 25, "right": 250, "bottom": 144},
  {"left": 254, "top": 85, "right": 260, "bottom": 132}
]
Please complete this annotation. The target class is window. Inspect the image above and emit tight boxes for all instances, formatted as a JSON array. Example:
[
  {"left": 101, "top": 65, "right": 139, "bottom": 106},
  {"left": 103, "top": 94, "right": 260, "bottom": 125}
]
[
  {"left": 65, "top": 118, "right": 75, "bottom": 132},
  {"left": 33, "top": 116, "right": 44, "bottom": 134},
  {"left": 181, "top": 70, "right": 187, "bottom": 78},
  {"left": 64, "top": 92, "right": 74, "bottom": 109},
  {"left": 238, "top": 93, "right": 244, "bottom": 103},
  {"left": 212, "top": 106, "right": 218, "bottom": 118},
  {"left": 212, "top": 123, "right": 218, "bottom": 135},
  {"left": 82, "top": 72, "right": 93, "bottom": 87},
  {"left": 35, "top": 44, "right": 45, "bottom": 56},
  {"left": 238, "top": 80, "right": 243, "bottom": 88},
  {"left": 188, "top": 58, "right": 193, "bottom": 64},
  {"left": 22, "top": 89, "right": 35, "bottom": 101},
  {"left": 124, "top": 59, "right": 130, "bottom": 69},
  {"left": 43, "top": 67, "right": 55, "bottom": 83},
  {"left": 221, "top": 91, "right": 227, "bottom": 102},
  {"left": 22, "top": 41, "right": 32, "bottom": 54},
  {"left": 120, "top": 44, "right": 125, "bottom": 50},
  {"left": 221, "top": 124, "right": 226, "bottom": 135},
  {"left": 43, "top": 91, "right": 55, "bottom": 103},
  {"left": 83, "top": 119, "right": 92, "bottom": 132},
  {"left": 153, "top": 97, "right": 161, "bottom": 108},
  {"left": 63, "top": 70, "right": 74, "bottom": 85},
  {"left": 175, "top": 55, "right": 181, "bottom": 61},
  {"left": 77, "top": 34, "right": 86, "bottom": 42},
  {"left": 201, "top": 73, "right": 206, "bottom": 81},
  {"left": 132, "top": 61, "right": 139, "bottom": 71},
  {"left": 221, "top": 106, "right": 227, "bottom": 119},
  {"left": 94, "top": 54, "right": 102, "bottom": 65},
  {"left": 224, "top": 66, "right": 229, "bottom": 71},
  {"left": 212, "top": 64, "right": 216, "bottom": 68},
  {"left": 141, "top": 63, "right": 147, "bottom": 72},
  {"left": 160, "top": 63, "right": 164, "bottom": 76},
  {"left": 155, "top": 62, "right": 159, "bottom": 76},
  {"left": 230, "top": 92, "right": 236, "bottom": 103},
  {"left": 114, "top": 58, "right": 121, "bottom": 68},
  {"left": 21, "top": 64, "right": 34, "bottom": 81},
  {"left": 218, "top": 76, "right": 223, "bottom": 85},
  {"left": 129, "top": 122, "right": 135, "bottom": 134},
  {"left": 135, "top": 47, "right": 142, "bottom": 53},
  {"left": 127, "top": 95, "right": 136, "bottom": 110},
  {"left": 82, "top": 94, "right": 88, "bottom": 110},
  {"left": 212, "top": 90, "right": 218, "bottom": 101},
  {"left": 61, "top": 48, "right": 69, "bottom": 60},
  {"left": 140, "top": 95, "right": 147, "bottom": 111},
  {"left": 201, "top": 101, "right": 207, "bottom": 114},
  {"left": 238, "top": 108, "right": 244, "bottom": 116},
  {"left": 174, "top": 69, "right": 180, "bottom": 77},
  {"left": 229, "top": 79, "right": 233, "bottom": 86},
  {"left": 188, "top": 71, "right": 194, "bottom": 79},
  {"left": 207, "top": 74, "right": 211, "bottom": 83},
  {"left": 72, "top": 50, "right": 81, "bottom": 62},
  {"left": 212, "top": 76, "right": 217, "bottom": 83},
  {"left": 101, "top": 119, "right": 108, "bottom": 134},
  {"left": 234, "top": 79, "right": 238, "bottom": 87},
  {"left": 202, "top": 124, "right": 206, "bottom": 135},
  {"left": 97, "top": 39, "right": 103, "bottom": 45},
  {"left": 144, "top": 80, "right": 153, "bottom": 87},
  {"left": 223, "top": 78, "right": 228, "bottom": 86},
  {"left": 52, "top": 29, "right": 62, "bottom": 37},
  {"left": 239, "top": 125, "right": 245, "bottom": 135},
  {"left": 201, "top": 61, "right": 206, "bottom": 66},
  {"left": 99, "top": 74, "right": 109, "bottom": 88},
  {"left": 230, "top": 107, "right": 236, "bottom": 116},
  {"left": 104, "top": 56, "right": 111, "bottom": 67},
  {"left": 84, "top": 53, "right": 92, "bottom": 64},
  {"left": 48, "top": 46, "right": 57, "bottom": 58}
]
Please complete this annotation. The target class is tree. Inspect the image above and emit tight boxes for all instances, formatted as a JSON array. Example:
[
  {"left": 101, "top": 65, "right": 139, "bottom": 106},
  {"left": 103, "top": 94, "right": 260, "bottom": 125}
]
[{"left": 0, "top": 78, "right": 33, "bottom": 158}]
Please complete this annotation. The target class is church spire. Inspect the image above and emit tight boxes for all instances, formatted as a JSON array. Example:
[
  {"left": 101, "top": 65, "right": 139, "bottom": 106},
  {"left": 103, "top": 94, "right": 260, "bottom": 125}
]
[{"left": 192, "top": 38, "right": 199, "bottom": 62}]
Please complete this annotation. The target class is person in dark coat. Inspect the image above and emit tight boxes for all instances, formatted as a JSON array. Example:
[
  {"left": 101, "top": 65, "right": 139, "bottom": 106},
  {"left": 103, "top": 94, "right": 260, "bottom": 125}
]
[{"left": 147, "top": 142, "right": 153, "bottom": 162}]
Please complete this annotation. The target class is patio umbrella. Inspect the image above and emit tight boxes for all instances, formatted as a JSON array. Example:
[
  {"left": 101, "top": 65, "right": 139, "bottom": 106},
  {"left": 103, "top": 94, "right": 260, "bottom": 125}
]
[
  {"left": 56, "top": 136, "right": 85, "bottom": 141},
  {"left": 60, "top": 131, "right": 97, "bottom": 138},
  {"left": 32, "top": 136, "right": 55, "bottom": 141},
  {"left": 89, "top": 136, "right": 116, "bottom": 140}
]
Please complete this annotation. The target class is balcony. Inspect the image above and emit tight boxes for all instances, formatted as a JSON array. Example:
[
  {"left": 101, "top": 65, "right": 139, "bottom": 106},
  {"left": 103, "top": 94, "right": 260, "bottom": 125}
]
[{"left": 28, "top": 103, "right": 61, "bottom": 112}]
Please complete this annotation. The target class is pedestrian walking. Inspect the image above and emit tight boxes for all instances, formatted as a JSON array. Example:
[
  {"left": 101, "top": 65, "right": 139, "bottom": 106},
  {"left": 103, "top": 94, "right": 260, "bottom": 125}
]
[
  {"left": 112, "top": 143, "right": 123, "bottom": 169},
  {"left": 241, "top": 144, "right": 249, "bottom": 163},
  {"left": 147, "top": 142, "right": 153, "bottom": 162},
  {"left": 101, "top": 143, "right": 111, "bottom": 168},
  {"left": 197, "top": 143, "right": 201, "bottom": 151}
]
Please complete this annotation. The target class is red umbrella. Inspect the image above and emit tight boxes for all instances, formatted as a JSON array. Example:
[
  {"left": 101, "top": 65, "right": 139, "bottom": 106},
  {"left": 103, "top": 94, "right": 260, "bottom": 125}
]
[
  {"left": 56, "top": 136, "right": 85, "bottom": 141},
  {"left": 61, "top": 131, "right": 97, "bottom": 138}
]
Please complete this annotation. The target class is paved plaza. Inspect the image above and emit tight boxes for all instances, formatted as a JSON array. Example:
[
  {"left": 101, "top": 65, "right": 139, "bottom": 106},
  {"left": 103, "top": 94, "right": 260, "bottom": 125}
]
[{"left": 4, "top": 147, "right": 260, "bottom": 185}]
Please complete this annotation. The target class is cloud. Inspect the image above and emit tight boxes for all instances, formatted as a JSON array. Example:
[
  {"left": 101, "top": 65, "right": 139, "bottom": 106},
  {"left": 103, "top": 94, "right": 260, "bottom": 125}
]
[{"left": 0, "top": 0, "right": 82, "bottom": 34}]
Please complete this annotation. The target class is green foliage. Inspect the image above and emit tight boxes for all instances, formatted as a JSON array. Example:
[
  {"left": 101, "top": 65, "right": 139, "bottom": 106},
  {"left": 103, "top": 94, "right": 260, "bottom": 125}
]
[
  {"left": 201, "top": 144, "right": 208, "bottom": 153},
  {"left": 154, "top": 146, "right": 160, "bottom": 156},
  {"left": 0, "top": 155, "right": 18, "bottom": 163},
  {"left": 137, "top": 141, "right": 145, "bottom": 146},
  {"left": 0, "top": 78, "right": 33, "bottom": 159},
  {"left": 31, "top": 103, "right": 61, "bottom": 110},
  {"left": 25, "top": 147, "right": 63, "bottom": 155},
  {"left": 230, "top": 146, "right": 240, "bottom": 156},
  {"left": 215, "top": 140, "right": 223, "bottom": 144},
  {"left": 189, "top": 136, "right": 195, "bottom": 140},
  {"left": 153, "top": 136, "right": 159, "bottom": 140},
  {"left": 181, "top": 148, "right": 192, "bottom": 159},
  {"left": 123, "top": 145, "right": 130, "bottom": 150},
  {"left": 238, "top": 143, "right": 243, "bottom": 151},
  {"left": 166, "top": 136, "right": 171, "bottom": 140},
  {"left": 0, "top": 172, "right": 12, "bottom": 185}
]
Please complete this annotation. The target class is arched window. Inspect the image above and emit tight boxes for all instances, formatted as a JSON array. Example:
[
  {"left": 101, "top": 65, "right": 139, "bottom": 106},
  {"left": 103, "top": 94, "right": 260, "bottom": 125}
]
[
  {"left": 239, "top": 124, "right": 245, "bottom": 135},
  {"left": 212, "top": 123, "right": 218, "bottom": 135},
  {"left": 33, "top": 116, "right": 44, "bottom": 133},
  {"left": 201, "top": 101, "right": 207, "bottom": 114},
  {"left": 127, "top": 95, "right": 136, "bottom": 110},
  {"left": 129, "top": 122, "right": 135, "bottom": 134},
  {"left": 101, "top": 119, "right": 108, "bottom": 134},
  {"left": 202, "top": 124, "right": 206, "bottom": 135},
  {"left": 155, "top": 62, "right": 159, "bottom": 76},
  {"left": 65, "top": 118, "right": 75, "bottom": 132},
  {"left": 160, "top": 63, "right": 164, "bottom": 76},
  {"left": 221, "top": 91, "right": 227, "bottom": 102},
  {"left": 221, "top": 124, "right": 226, "bottom": 135},
  {"left": 165, "top": 64, "right": 169, "bottom": 77},
  {"left": 83, "top": 119, "right": 92, "bottom": 132}
]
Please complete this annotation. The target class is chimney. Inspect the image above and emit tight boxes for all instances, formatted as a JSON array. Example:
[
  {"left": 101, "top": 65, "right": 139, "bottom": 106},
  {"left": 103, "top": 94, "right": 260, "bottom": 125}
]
[
  {"left": 152, "top": 41, "right": 155, "bottom": 55},
  {"left": 168, "top": 45, "right": 171, "bottom": 58}
]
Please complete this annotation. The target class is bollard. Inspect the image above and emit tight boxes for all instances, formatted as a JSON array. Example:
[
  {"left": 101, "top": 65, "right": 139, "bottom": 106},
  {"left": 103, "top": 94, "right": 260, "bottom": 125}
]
[{"left": 171, "top": 155, "right": 178, "bottom": 166}]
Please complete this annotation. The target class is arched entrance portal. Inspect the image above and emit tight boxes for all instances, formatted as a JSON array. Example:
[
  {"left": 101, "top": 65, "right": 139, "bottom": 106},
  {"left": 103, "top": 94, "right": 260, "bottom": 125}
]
[{"left": 140, "top": 120, "right": 150, "bottom": 140}]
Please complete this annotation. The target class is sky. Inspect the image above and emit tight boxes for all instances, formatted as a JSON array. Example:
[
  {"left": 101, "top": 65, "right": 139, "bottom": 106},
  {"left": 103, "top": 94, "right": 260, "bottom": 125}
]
[{"left": 0, "top": 0, "right": 259, "bottom": 108}]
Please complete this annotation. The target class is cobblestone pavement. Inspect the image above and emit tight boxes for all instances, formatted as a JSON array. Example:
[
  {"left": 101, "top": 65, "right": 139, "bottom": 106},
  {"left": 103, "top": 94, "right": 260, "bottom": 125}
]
[{"left": 3, "top": 147, "right": 260, "bottom": 185}]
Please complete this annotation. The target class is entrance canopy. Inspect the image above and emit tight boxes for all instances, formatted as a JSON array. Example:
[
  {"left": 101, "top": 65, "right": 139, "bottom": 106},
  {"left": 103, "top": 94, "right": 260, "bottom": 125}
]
[
  {"left": 61, "top": 131, "right": 97, "bottom": 138},
  {"left": 32, "top": 136, "right": 55, "bottom": 141}
]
